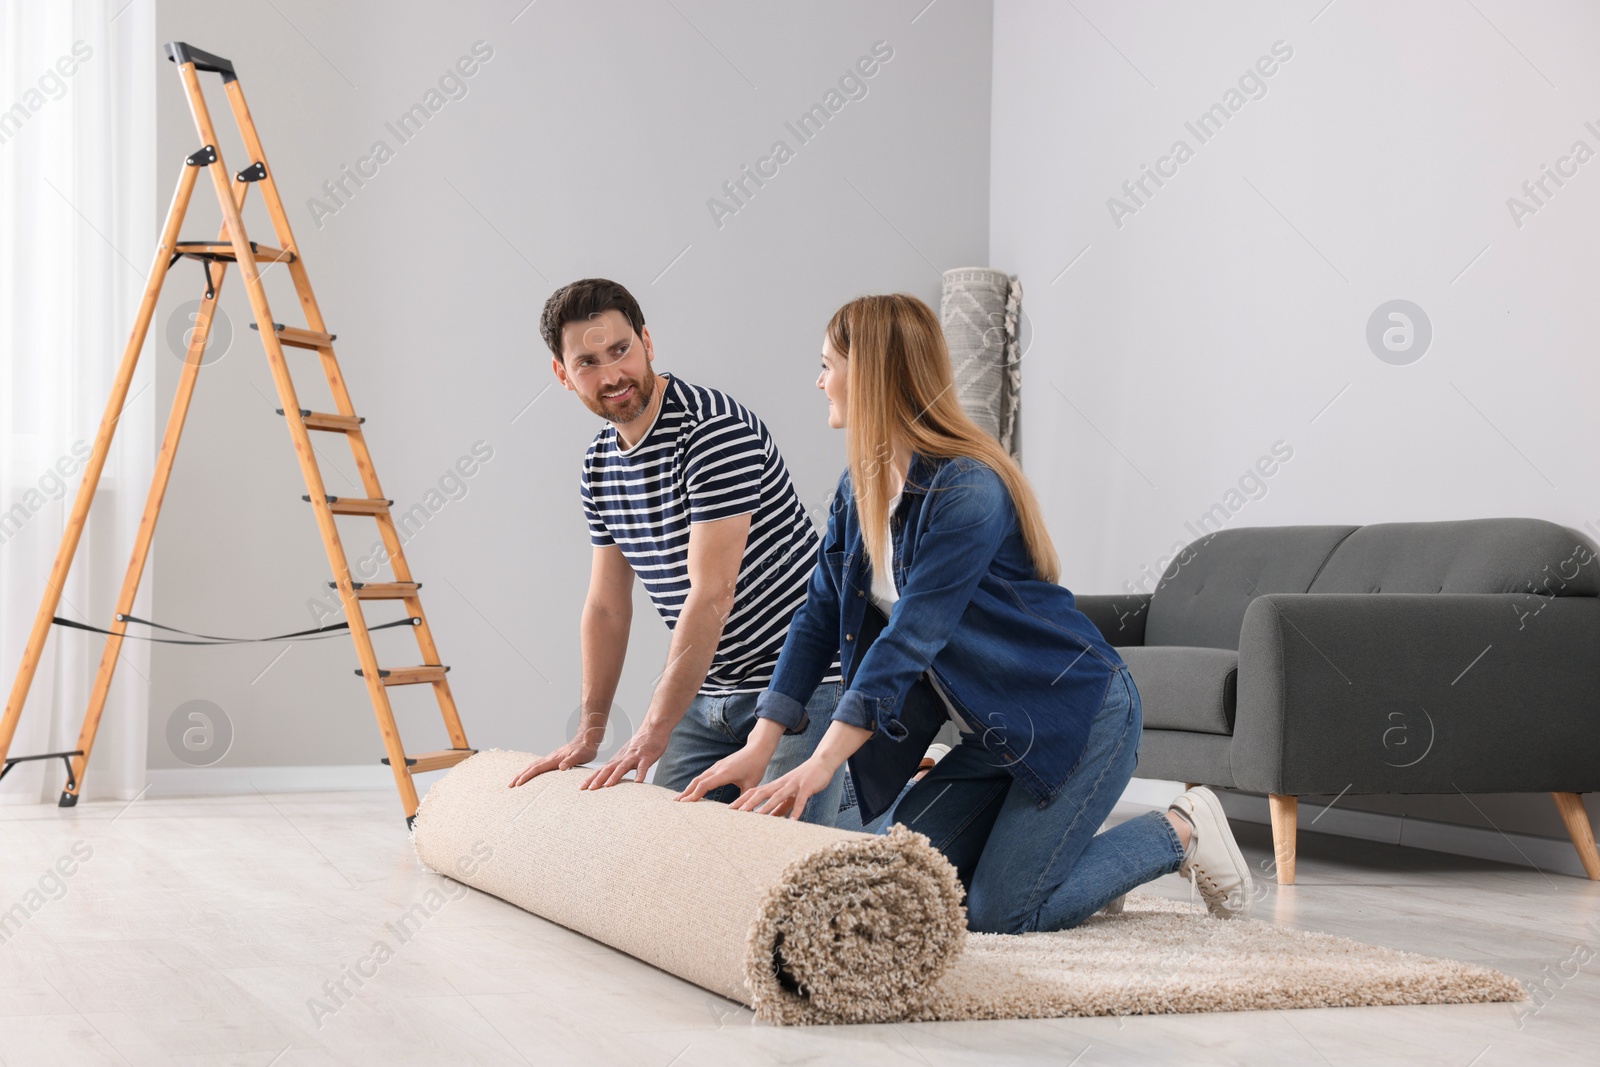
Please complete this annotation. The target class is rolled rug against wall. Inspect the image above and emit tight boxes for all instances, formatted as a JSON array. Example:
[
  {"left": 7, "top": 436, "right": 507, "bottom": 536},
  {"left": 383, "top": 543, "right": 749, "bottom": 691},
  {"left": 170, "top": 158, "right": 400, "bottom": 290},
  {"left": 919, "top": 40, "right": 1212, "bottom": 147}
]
[
  {"left": 410, "top": 749, "right": 966, "bottom": 1025},
  {"left": 939, "top": 267, "right": 1023, "bottom": 457}
]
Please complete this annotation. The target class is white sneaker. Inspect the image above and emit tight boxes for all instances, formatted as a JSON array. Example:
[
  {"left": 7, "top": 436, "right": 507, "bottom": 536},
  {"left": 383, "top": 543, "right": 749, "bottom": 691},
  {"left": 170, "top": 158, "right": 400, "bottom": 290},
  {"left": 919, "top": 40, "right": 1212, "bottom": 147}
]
[{"left": 1168, "top": 786, "right": 1253, "bottom": 919}]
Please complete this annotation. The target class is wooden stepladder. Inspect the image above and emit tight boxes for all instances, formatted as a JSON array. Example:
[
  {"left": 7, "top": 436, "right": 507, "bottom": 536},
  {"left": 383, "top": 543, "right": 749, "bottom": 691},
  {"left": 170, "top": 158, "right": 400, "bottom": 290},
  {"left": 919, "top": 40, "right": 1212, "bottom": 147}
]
[{"left": 0, "top": 43, "right": 473, "bottom": 826}]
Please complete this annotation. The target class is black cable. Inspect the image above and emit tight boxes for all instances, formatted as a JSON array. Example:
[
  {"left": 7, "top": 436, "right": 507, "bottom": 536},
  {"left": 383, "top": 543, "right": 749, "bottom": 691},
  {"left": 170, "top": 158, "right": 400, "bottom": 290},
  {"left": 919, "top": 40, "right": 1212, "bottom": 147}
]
[{"left": 49, "top": 613, "right": 419, "bottom": 645}]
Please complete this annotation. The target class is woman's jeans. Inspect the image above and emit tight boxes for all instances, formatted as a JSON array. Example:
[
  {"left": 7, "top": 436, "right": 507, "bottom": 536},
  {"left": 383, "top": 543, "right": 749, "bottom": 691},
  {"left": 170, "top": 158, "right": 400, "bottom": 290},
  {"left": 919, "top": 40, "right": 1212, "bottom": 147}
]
[
  {"left": 652, "top": 681, "right": 847, "bottom": 826},
  {"left": 834, "top": 767, "right": 911, "bottom": 834},
  {"left": 892, "top": 663, "right": 1185, "bottom": 933}
]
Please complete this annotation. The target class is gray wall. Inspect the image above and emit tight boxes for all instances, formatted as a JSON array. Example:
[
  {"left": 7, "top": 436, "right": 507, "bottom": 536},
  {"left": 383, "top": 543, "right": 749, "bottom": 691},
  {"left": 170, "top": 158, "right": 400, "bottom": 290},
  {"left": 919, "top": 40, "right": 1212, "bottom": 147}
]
[
  {"left": 991, "top": 0, "right": 1600, "bottom": 839},
  {"left": 147, "top": 2, "right": 993, "bottom": 774}
]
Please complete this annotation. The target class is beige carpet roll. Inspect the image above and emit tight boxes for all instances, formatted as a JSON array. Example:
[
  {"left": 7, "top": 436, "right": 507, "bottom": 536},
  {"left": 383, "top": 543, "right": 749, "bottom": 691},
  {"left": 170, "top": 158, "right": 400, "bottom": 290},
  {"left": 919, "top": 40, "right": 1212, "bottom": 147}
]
[
  {"left": 413, "top": 750, "right": 1523, "bottom": 1025},
  {"left": 410, "top": 749, "right": 966, "bottom": 1024}
]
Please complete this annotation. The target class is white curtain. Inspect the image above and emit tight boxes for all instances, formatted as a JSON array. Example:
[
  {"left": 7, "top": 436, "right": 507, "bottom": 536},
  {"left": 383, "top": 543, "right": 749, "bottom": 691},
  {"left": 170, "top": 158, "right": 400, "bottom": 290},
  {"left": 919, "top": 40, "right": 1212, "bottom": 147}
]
[{"left": 1, "top": 0, "right": 154, "bottom": 803}]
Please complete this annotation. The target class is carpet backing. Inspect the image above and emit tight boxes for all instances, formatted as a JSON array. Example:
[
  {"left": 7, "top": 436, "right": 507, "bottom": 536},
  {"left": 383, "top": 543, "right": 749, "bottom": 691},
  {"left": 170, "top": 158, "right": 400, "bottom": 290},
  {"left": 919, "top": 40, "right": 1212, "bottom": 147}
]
[{"left": 411, "top": 750, "right": 1523, "bottom": 1025}]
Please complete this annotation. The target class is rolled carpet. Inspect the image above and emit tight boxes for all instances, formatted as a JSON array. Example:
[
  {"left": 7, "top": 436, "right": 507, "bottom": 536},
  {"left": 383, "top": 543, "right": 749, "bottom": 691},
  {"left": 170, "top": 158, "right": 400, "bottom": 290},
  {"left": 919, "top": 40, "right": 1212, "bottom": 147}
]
[
  {"left": 413, "top": 750, "right": 1524, "bottom": 1025},
  {"left": 410, "top": 749, "right": 966, "bottom": 1025},
  {"left": 939, "top": 266, "right": 1023, "bottom": 458}
]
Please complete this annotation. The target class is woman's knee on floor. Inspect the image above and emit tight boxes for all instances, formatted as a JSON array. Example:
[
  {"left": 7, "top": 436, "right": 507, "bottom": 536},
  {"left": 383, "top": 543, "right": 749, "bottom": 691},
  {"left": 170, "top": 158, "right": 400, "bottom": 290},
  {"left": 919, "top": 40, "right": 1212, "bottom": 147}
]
[{"left": 962, "top": 884, "right": 1044, "bottom": 935}]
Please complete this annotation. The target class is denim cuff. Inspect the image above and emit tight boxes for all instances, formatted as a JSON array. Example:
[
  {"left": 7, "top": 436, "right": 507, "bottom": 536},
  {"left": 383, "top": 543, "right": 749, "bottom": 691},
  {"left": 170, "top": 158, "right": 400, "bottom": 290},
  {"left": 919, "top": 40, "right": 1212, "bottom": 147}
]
[
  {"left": 1153, "top": 808, "right": 1186, "bottom": 873},
  {"left": 832, "top": 689, "right": 909, "bottom": 740},
  {"left": 754, "top": 688, "right": 809, "bottom": 735}
]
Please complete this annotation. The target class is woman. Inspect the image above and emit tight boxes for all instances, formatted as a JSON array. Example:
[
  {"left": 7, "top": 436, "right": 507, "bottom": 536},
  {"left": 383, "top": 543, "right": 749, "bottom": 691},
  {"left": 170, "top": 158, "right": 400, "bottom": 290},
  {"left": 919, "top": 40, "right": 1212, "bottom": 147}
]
[{"left": 677, "top": 294, "right": 1254, "bottom": 932}]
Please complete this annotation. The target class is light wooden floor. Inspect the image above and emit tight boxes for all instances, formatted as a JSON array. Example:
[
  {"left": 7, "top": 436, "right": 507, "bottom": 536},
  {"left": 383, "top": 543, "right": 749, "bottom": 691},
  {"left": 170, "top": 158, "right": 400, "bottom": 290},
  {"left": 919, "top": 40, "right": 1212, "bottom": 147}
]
[{"left": 1, "top": 789, "right": 1597, "bottom": 1066}]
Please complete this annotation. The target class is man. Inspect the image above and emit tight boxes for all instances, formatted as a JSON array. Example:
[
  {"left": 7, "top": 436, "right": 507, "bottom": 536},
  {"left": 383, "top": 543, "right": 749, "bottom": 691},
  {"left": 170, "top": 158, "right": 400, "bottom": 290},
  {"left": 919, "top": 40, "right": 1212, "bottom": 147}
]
[{"left": 507, "top": 278, "right": 846, "bottom": 824}]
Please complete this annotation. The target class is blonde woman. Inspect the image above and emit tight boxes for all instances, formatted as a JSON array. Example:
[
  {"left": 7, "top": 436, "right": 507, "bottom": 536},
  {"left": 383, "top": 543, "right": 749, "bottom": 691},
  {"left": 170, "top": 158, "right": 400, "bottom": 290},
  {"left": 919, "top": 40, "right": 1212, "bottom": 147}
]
[{"left": 679, "top": 294, "right": 1253, "bottom": 931}]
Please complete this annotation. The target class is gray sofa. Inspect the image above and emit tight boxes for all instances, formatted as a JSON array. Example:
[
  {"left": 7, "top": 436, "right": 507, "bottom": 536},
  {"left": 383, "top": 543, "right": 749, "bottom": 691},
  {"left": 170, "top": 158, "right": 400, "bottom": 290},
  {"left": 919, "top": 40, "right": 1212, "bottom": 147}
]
[{"left": 1075, "top": 518, "right": 1600, "bottom": 884}]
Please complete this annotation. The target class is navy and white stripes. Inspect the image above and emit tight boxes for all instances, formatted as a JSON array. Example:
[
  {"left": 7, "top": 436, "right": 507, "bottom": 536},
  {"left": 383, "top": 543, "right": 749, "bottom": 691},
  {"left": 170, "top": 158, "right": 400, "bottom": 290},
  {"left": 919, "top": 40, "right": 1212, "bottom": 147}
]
[{"left": 580, "top": 374, "right": 842, "bottom": 695}]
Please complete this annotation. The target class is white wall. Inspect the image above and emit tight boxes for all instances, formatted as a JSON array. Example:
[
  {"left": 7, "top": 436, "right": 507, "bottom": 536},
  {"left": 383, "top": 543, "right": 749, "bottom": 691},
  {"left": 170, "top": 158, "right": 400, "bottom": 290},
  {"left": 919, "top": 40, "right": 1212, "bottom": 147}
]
[
  {"left": 991, "top": 0, "right": 1600, "bottom": 841},
  {"left": 145, "top": 1, "right": 992, "bottom": 785}
]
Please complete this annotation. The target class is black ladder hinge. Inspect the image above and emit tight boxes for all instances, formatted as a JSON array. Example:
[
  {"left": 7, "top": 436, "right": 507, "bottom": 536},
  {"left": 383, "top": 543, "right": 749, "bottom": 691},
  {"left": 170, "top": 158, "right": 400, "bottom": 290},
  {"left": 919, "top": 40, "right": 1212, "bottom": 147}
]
[
  {"left": 0, "top": 750, "right": 83, "bottom": 793},
  {"left": 236, "top": 161, "right": 266, "bottom": 183},
  {"left": 187, "top": 144, "right": 217, "bottom": 167},
  {"left": 333, "top": 582, "right": 423, "bottom": 594}
]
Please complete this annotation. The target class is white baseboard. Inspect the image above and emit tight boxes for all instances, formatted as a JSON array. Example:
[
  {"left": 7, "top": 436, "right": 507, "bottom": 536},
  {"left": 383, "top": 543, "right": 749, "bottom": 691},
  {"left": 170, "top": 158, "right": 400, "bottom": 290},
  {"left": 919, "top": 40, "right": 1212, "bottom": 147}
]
[
  {"left": 145, "top": 764, "right": 398, "bottom": 796},
  {"left": 2, "top": 764, "right": 402, "bottom": 804},
  {"left": 1120, "top": 778, "right": 1592, "bottom": 881}
]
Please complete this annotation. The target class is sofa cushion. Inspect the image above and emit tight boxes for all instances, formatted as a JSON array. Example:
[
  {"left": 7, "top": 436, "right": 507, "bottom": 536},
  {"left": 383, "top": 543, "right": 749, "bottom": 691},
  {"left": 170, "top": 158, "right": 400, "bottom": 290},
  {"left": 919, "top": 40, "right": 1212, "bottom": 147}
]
[
  {"left": 1307, "top": 518, "right": 1600, "bottom": 596},
  {"left": 1144, "top": 525, "right": 1359, "bottom": 650},
  {"left": 1132, "top": 729, "right": 1237, "bottom": 788},
  {"left": 1118, "top": 645, "right": 1238, "bottom": 735}
]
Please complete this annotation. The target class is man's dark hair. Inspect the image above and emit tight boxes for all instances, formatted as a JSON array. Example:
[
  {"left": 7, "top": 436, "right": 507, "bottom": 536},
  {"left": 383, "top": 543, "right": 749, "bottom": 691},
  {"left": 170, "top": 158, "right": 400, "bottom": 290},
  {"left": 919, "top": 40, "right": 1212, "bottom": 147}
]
[{"left": 539, "top": 278, "right": 647, "bottom": 361}]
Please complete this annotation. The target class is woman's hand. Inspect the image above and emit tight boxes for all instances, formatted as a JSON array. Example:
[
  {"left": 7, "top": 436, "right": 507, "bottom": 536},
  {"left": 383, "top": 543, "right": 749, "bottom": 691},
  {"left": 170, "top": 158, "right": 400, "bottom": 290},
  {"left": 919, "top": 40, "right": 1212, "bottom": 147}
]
[
  {"left": 729, "top": 756, "right": 836, "bottom": 820},
  {"left": 732, "top": 719, "right": 872, "bottom": 818},
  {"left": 676, "top": 718, "right": 786, "bottom": 803},
  {"left": 675, "top": 743, "right": 771, "bottom": 803}
]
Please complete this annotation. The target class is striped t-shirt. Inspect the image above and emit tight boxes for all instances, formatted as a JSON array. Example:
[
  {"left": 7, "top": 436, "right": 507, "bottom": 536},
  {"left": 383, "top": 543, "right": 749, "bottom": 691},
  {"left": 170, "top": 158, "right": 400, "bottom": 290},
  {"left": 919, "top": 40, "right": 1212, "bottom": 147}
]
[{"left": 580, "top": 373, "right": 843, "bottom": 695}]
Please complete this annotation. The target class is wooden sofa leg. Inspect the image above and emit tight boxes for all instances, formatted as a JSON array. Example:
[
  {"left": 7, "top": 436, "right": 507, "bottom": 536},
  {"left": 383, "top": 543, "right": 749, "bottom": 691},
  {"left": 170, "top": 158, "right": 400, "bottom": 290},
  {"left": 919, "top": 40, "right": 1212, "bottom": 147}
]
[
  {"left": 1551, "top": 793, "right": 1600, "bottom": 880},
  {"left": 1269, "top": 794, "right": 1297, "bottom": 885}
]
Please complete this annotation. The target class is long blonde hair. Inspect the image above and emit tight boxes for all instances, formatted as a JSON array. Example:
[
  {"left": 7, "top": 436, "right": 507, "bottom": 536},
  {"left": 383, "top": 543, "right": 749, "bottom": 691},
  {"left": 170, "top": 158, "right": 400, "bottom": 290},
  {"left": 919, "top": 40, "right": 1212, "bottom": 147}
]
[{"left": 826, "top": 293, "right": 1059, "bottom": 584}]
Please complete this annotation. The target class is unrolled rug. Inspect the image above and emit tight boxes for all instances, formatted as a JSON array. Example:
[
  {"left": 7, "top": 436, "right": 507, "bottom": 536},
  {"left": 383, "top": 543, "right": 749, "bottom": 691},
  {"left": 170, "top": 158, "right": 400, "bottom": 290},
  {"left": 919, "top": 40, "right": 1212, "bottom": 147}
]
[{"left": 411, "top": 750, "right": 1523, "bottom": 1025}]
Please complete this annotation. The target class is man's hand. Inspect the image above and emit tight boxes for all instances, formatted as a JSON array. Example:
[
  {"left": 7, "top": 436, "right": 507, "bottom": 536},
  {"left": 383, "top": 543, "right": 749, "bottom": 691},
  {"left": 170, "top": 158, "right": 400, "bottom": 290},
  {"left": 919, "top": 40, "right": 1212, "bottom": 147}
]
[
  {"left": 507, "top": 736, "right": 599, "bottom": 788},
  {"left": 728, "top": 756, "right": 835, "bottom": 820},
  {"left": 580, "top": 721, "right": 672, "bottom": 790}
]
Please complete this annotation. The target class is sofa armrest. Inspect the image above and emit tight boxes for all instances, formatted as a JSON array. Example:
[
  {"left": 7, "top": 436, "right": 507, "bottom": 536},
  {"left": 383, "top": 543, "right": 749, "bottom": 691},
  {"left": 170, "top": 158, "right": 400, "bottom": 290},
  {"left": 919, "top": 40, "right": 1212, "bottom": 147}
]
[
  {"left": 1073, "top": 593, "right": 1150, "bottom": 647},
  {"left": 1233, "top": 593, "right": 1600, "bottom": 795}
]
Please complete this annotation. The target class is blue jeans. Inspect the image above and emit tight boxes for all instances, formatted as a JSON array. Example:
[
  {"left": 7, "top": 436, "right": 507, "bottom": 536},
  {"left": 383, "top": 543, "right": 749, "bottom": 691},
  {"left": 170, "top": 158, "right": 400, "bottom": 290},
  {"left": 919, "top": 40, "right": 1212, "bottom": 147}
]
[
  {"left": 652, "top": 681, "right": 847, "bottom": 826},
  {"left": 892, "top": 663, "right": 1184, "bottom": 933},
  {"left": 835, "top": 768, "right": 917, "bottom": 834}
]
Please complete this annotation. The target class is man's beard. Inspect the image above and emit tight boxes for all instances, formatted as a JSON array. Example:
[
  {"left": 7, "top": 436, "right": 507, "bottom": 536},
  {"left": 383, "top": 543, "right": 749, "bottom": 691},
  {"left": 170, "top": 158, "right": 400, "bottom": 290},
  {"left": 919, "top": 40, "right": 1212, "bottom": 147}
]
[{"left": 583, "top": 366, "right": 657, "bottom": 425}]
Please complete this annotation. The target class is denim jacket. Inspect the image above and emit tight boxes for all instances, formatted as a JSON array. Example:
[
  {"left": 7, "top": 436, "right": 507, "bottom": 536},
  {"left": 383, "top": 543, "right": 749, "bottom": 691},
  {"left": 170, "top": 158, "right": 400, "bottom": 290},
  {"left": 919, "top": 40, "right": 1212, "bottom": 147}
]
[{"left": 755, "top": 452, "right": 1126, "bottom": 807}]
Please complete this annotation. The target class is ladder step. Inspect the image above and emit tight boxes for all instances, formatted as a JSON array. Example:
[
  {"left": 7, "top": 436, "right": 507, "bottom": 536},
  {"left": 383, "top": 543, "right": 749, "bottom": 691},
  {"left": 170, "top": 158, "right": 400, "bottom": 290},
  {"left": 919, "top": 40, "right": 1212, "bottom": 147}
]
[
  {"left": 303, "top": 493, "right": 391, "bottom": 515},
  {"left": 251, "top": 322, "right": 336, "bottom": 349},
  {"left": 381, "top": 748, "right": 476, "bottom": 774},
  {"left": 174, "top": 240, "right": 295, "bottom": 264},
  {"left": 332, "top": 580, "right": 422, "bottom": 599},
  {"left": 355, "top": 665, "right": 450, "bottom": 686},
  {"left": 278, "top": 407, "right": 364, "bottom": 432}
]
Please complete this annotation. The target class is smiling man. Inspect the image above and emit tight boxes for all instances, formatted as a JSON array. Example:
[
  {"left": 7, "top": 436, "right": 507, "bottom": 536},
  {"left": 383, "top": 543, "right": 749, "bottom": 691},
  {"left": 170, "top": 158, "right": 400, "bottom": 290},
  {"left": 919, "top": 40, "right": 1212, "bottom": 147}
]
[{"left": 507, "top": 278, "right": 846, "bottom": 824}]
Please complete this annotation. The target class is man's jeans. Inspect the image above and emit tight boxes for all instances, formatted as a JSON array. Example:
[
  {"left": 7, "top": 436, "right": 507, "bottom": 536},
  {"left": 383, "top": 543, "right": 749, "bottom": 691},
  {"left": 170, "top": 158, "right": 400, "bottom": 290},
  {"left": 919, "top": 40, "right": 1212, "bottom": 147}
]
[
  {"left": 892, "top": 663, "right": 1184, "bottom": 933},
  {"left": 652, "top": 681, "right": 846, "bottom": 826}
]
